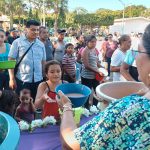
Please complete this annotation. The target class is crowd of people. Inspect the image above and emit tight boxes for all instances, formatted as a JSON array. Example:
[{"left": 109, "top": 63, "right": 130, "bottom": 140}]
[{"left": 0, "top": 19, "right": 150, "bottom": 149}]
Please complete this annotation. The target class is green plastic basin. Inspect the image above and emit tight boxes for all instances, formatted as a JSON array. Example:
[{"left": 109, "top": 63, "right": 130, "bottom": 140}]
[{"left": 0, "top": 60, "right": 16, "bottom": 69}]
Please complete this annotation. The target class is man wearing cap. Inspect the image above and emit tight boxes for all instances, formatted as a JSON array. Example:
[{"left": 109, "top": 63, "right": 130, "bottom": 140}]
[
  {"left": 7, "top": 28, "right": 19, "bottom": 45},
  {"left": 53, "top": 29, "right": 66, "bottom": 63}
]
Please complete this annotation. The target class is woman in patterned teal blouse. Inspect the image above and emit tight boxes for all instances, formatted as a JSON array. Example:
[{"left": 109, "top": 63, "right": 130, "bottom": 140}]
[{"left": 58, "top": 25, "right": 150, "bottom": 150}]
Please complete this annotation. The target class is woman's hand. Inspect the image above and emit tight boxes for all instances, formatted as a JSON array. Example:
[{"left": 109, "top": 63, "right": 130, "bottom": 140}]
[
  {"left": 99, "top": 71, "right": 104, "bottom": 76},
  {"left": 56, "top": 90, "right": 72, "bottom": 109}
]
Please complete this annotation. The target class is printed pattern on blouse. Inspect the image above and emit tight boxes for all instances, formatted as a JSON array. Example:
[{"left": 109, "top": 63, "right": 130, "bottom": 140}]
[{"left": 74, "top": 94, "right": 150, "bottom": 150}]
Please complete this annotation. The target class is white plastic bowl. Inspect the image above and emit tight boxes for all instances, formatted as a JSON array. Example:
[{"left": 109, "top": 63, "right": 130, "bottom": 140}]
[{"left": 96, "top": 81, "right": 148, "bottom": 102}]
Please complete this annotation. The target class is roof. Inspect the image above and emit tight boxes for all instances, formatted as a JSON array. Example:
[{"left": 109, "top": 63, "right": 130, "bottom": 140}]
[{"left": 114, "top": 17, "right": 150, "bottom": 23}]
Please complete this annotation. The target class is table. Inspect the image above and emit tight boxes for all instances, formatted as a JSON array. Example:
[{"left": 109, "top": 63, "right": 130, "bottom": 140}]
[{"left": 18, "top": 115, "right": 96, "bottom": 150}]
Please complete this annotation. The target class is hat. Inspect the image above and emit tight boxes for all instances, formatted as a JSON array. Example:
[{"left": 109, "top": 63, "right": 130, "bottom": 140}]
[
  {"left": 9, "top": 28, "right": 18, "bottom": 32},
  {"left": 57, "top": 29, "right": 66, "bottom": 34}
]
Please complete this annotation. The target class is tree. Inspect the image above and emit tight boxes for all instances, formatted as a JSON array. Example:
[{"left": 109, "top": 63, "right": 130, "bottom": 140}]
[
  {"left": 141, "top": 8, "right": 150, "bottom": 18},
  {"left": 58, "top": 0, "right": 68, "bottom": 28},
  {"left": 124, "top": 5, "right": 146, "bottom": 17},
  {"left": 0, "top": 0, "right": 25, "bottom": 28},
  {"left": 28, "top": 7, "right": 33, "bottom": 19}
]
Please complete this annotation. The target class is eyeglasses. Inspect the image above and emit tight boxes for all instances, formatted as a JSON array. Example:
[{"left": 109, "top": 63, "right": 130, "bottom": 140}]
[{"left": 131, "top": 50, "right": 150, "bottom": 55}]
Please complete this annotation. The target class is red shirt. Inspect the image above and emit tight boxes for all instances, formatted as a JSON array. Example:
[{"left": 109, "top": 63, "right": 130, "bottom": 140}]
[{"left": 42, "top": 91, "right": 60, "bottom": 120}]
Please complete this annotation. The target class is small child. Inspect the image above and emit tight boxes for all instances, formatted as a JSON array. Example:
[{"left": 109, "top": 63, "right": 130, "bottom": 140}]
[
  {"left": 62, "top": 43, "right": 76, "bottom": 83},
  {"left": 15, "top": 89, "right": 36, "bottom": 123}
]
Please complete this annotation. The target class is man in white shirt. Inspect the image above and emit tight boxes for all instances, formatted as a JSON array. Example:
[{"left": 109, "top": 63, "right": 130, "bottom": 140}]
[
  {"left": 111, "top": 35, "right": 131, "bottom": 81},
  {"left": 111, "top": 49, "right": 126, "bottom": 81}
]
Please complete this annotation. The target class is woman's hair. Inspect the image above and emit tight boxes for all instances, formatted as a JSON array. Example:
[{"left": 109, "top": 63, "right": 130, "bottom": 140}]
[
  {"left": 142, "top": 24, "right": 150, "bottom": 56},
  {"left": 107, "top": 33, "right": 113, "bottom": 37},
  {"left": 85, "top": 35, "right": 97, "bottom": 45},
  {"left": 44, "top": 60, "right": 61, "bottom": 74},
  {"left": 76, "top": 34, "right": 84, "bottom": 40},
  {"left": 118, "top": 34, "right": 130, "bottom": 45},
  {"left": 0, "top": 28, "right": 6, "bottom": 35},
  {"left": 0, "top": 90, "right": 19, "bottom": 116}
]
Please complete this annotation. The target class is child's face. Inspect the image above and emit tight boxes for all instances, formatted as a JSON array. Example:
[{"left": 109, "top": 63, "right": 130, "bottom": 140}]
[
  {"left": 66, "top": 45, "right": 74, "bottom": 54},
  {"left": 46, "top": 64, "right": 62, "bottom": 83},
  {"left": 87, "top": 39, "right": 97, "bottom": 49},
  {"left": 21, "top": 96, "right": 30, "bottom": 104}
]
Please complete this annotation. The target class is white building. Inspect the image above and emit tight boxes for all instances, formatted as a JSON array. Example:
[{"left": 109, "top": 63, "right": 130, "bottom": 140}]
[{"left": 109, "top": 17, "right": 150, "bottom": 34}]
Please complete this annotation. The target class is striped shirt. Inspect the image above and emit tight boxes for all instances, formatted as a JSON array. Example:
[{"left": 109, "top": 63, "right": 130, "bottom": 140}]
[
  {"left": 62, "top": 54, "right": 76, "bottom": 76},
  {"left": 81, "top": 48, "right": 99, "bottom": 79}
]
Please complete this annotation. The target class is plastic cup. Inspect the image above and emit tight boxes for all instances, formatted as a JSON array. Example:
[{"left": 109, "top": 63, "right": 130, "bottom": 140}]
[{"left": 73, "top": 107, "right": 84, "bottom": 126}]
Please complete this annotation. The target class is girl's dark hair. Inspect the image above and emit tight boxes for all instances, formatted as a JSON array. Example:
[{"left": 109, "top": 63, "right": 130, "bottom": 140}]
[
  {"left": 26, "top": 20, "right": 40, "bottom": 28},
  {"left": 118, "top": 34, "right": 130, "bottom": 45},
  {"left": 142, "top": 24, "right": 150, "bottom": 56},
  {"left": 44, "top": 60, "right": 61, "bottom": 74},
  {"left": 65, "top": 43, "right": 74, "bottom": 49},
  {"left": 85, "top": 35, "right": 97, "bottom": 44},
  {"left": 0, "top": 90, "right": 19, "bottom": 116}
]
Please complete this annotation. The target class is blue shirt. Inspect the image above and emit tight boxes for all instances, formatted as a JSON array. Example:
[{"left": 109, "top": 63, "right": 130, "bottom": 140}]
[
  {"left": 8, "top": 36, "right": 46, "bottom": 83},
  {"left": 124, "top": 50, "right": 138, "bottom": 66}
]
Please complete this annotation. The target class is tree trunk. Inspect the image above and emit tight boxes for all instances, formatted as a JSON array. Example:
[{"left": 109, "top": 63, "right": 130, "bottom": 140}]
[
  {"left": 54, "top": 15, "right": 58, "bottom": 36},
  {"left": 10, "top": 12, "right": 13, "bottom": 29},
  {"left": 10, "top": 0, "right": 13, "bottom": 29},
  {"left": 54, "top": 0, "right": 59, "bottom": 36}
]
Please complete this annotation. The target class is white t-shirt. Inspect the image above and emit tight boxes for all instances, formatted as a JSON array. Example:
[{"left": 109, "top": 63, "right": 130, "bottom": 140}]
[{"left": 111, "top": 49, "right": 126, "bottom": 81}]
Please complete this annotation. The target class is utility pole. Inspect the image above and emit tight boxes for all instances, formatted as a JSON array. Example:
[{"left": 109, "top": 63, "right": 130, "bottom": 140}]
[{"left": 118, "top": 0, "right": 125, "bottom": 34}]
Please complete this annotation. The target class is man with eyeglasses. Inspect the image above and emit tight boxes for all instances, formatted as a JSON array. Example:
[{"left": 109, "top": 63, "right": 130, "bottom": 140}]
[{"left": 8, "top": 20, "right": 46, "bottom": 99}]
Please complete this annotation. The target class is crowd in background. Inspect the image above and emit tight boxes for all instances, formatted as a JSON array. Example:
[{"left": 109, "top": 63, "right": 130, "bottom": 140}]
[
  {"left": 1, "top": 18, "right": 150, "bottom": 149},
  {"left": 0, "top": 19, "right": 142, "bottom": 123}
]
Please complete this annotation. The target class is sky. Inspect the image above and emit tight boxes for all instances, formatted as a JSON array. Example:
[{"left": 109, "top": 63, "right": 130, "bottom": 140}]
[{"left": 68, "top": 0, "right": 150, "bottom": 12}]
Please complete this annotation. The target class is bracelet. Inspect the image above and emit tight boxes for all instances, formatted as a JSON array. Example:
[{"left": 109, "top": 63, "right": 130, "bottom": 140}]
[
  {"left": 63, "top": 103, "right": 72, "bottom": 109},
  {"left": 63, "top": 108, "right": 73, "bottom": 114}
]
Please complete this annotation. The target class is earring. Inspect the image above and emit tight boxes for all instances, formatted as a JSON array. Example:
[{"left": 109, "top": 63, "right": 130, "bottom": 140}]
[{"left": 148, "top": 74, "right": 150, "bottom": 77}]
